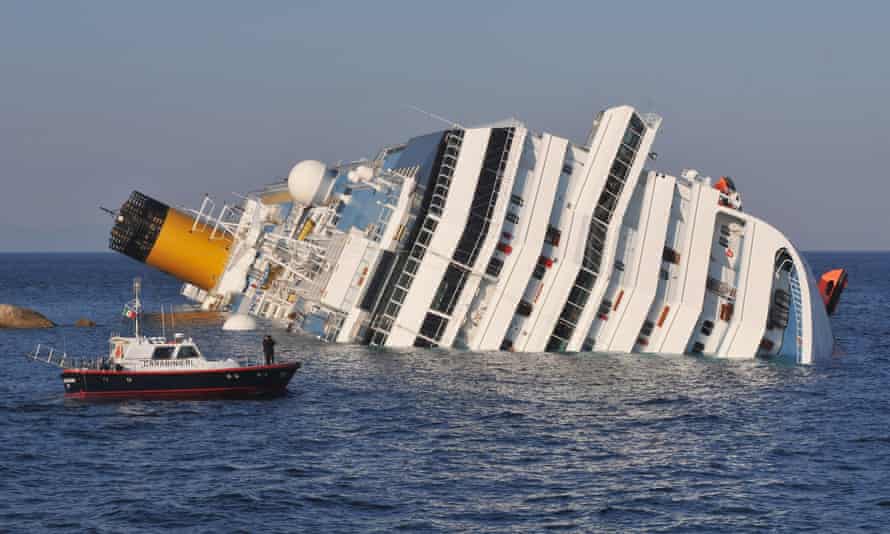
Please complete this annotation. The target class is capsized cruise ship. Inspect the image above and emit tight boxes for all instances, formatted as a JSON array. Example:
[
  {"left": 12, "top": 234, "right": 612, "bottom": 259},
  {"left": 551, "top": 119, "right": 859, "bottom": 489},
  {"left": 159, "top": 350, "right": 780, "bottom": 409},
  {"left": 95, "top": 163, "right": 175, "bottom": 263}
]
[{"left": 108, "top": 105, "right": 846, "bottom": 364}]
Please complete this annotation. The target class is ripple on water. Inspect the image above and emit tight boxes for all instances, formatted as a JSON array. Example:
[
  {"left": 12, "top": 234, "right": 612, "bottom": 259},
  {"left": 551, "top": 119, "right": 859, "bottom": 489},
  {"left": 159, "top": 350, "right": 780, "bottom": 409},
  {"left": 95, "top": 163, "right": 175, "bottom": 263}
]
[{"left": 1, "top": 252, "right": 889, "bottom": 532}]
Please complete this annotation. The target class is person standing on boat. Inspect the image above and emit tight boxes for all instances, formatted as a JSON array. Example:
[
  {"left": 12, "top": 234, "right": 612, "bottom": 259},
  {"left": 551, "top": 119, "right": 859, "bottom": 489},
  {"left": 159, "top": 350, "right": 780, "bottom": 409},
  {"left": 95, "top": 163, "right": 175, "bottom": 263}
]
[{"left": 262, "top": 335, "right": 276, "bottom": 365}]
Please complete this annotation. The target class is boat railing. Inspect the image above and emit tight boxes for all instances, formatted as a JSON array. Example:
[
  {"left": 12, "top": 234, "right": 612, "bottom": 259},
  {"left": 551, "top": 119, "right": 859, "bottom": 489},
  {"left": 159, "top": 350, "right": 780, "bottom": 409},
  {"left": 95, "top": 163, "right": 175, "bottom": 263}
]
[
  {"left": 29, "top": 344, "right": 276, "bottom": 370},
  {"left": 26, "top": 344, "right": 108, "bottom": 370},
  {"left": 234, "top": 355, "right": 265, "bottom": 367}
]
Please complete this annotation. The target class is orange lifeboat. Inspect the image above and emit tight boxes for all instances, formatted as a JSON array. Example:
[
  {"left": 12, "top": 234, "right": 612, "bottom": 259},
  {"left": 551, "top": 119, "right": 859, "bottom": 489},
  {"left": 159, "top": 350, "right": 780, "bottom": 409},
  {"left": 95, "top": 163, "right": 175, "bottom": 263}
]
[
  {"left": 714, "top": 176, "right": 736, "bottom": 196},
  {"left": 818, "top": 268, "right": 848, "bottom": 315},
  {"left": 714, "top": 176, "right": 742, "bottom": 209}
]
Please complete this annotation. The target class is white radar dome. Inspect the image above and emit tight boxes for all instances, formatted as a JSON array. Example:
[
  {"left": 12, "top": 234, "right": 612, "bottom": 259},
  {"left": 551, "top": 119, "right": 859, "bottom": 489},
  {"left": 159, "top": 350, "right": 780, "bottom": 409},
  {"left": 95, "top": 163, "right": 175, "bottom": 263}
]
[{"left": 288, "top": 160, "right": 335, "bottom": 205}]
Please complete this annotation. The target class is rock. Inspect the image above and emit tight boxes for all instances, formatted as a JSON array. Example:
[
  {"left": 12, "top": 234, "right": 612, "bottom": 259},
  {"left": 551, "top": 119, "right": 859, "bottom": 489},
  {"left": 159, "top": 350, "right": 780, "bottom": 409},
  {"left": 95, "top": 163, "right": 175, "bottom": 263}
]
[
  {"left": 74, "top": 318, "right": 96, "bottom": 327},
  {"left": 0, "top": 304, "right": 55, "bottom": 329}
]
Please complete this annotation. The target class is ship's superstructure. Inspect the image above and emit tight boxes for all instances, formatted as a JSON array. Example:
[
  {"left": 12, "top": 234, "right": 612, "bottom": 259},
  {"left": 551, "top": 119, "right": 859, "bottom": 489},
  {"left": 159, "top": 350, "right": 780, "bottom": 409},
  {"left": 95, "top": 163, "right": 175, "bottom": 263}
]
[{"left": 109, "top": 105, "right": 844, "bottom": 364}]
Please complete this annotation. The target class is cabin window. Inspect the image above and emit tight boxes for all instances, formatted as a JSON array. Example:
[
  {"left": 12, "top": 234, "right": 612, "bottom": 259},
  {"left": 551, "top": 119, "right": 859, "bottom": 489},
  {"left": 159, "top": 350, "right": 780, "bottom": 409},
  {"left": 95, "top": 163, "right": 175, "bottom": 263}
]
[
  {"left": 616, "top": 144, "right": 635, "bottom": 165},
  {"left": 546, "top": 337, "right": 568, "bottom": 352},
  {"left": 545, "top": 226, "right": 561, "bottom": 246},
  {"left": 505, "top": 212, "right": 520, "bottom": 224},
  {"left": 560, "top": 303, "right": 582, "bottom": 324},
  {"left": 598, "top": 191, "right": 618, "bottom": 212},
  {"left": 410, "top": 245, "right": 425, "bottom": 260},
  {"left": 575, "top": 269, "right": 595, "bottom": 289},
  {"left": 510, "top": 194, "right": 524, "bottom": 207},
  {"left": 486, "top": 257, "right": 504, "bottom": 278},
  {"left": 419, "top": 313, "right": 448, "bottom": 341},
  {"left": 594, "top": 205, "right": 612, "bottom": 225},
  {"left": 701, "top": 321, "right": 714, "bottom": 336},
  {"left": 413, "top": 337, "right": 436, "bottom": 348},
  {"left": 610, "top": 160, "right": 629, "bottom": 181},
  {"left": 622, "top": 129, "right": 641, "bottom": 150},
  {"left": 630, "top": 113, "right": 646, "bottom": 134},
  {"left": 177, "top": 346, "right": 199, "bottom": 359},
  {"left": 430, "top": 265, "right": 468, "bottom": 315},
  {"left": 605, "top": 177, "right": 622, "bottom": 196},
  {"left": 553, "top": 320, "right": 574, "bottom": 340},
  {"left": 417, "top": 229, "right": 433, "bottom": 246},
  {"left": 663, "top": 247, "right": 681, "bottom": 264},
  {"left": 397, "top": 272, "right": 413, "bottom": 289},
  {"left": 152, "top": 347, "right": 175, "bottom": 360},
  {"left": 516, "top": 300, "right": 533, "bottom": 317},
  {"left": 392, "top": 287, "right": 407, "bottom": 304},
  {"left": 568, "top": 286, "right": 590, "bottom": 308},
  {"left": 532, "top": 264, "right": 546, "bottom": 280}
]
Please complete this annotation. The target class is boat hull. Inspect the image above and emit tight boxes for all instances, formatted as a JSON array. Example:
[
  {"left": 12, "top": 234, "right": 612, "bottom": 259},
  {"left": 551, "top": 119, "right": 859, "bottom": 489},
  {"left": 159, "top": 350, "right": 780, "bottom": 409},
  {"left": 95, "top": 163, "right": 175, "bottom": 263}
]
[{"left": 60, "top": 362, "right": 300, "bottom": 399}]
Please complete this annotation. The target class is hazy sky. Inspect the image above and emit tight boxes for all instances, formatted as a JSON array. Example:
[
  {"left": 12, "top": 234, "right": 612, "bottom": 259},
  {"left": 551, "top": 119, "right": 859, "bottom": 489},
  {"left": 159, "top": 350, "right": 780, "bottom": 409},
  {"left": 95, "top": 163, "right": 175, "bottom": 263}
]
[{"left": 1, "top": 1, "right": 888, "bottom": 251}]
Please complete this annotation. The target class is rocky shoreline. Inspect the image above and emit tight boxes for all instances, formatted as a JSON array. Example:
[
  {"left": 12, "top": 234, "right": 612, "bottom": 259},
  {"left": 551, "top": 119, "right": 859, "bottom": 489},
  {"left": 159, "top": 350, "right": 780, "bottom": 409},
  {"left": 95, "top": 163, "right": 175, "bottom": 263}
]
[{"left": 0, "top": 304, "right": 55, "bottom": 329}]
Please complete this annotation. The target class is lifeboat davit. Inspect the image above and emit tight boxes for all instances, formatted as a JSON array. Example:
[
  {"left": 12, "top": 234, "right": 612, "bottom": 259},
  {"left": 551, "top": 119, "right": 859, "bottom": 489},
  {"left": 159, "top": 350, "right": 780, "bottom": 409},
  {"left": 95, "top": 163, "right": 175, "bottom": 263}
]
[{"left": 818, "top": 268, "right": 848, "bottom": 315}]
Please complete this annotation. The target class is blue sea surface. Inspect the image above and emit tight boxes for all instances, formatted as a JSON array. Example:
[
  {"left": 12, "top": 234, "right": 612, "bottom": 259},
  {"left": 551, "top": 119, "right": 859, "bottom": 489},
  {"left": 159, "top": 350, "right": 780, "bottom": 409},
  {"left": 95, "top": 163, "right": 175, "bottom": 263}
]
[{"left": 1, "top": 252, "right": 888, "bottom": 532}]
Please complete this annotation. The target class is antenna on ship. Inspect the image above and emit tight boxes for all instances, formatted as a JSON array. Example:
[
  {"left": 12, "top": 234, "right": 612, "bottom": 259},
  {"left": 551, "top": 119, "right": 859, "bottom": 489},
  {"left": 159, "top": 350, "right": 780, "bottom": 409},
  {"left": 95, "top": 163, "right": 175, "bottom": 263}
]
[
  {"left": 405, "top": 105, "right": 464, "bottom": 129},
  {"left": 133, "top": 277, "right": 142, "bottom": 340}
]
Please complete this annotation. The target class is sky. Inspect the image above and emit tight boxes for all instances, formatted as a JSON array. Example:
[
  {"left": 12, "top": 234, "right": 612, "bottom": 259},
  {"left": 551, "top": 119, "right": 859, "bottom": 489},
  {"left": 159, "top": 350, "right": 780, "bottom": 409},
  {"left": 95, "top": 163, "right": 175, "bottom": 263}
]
[{"left": 0, "top": 1, "right": 888, "bottom": 251}]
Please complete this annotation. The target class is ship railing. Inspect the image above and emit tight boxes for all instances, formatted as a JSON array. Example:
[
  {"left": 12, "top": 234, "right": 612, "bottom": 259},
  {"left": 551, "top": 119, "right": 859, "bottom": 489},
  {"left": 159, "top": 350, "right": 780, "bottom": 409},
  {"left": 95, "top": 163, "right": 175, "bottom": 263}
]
[
  {"left": 26, "top": 344, "right": 109, "bottom": 370},
  {"left": 191, "top": 195, "right": 215, "bottom": 232},
  {"left": 186, "top": 195, "right": 239, "bottom": 239}
]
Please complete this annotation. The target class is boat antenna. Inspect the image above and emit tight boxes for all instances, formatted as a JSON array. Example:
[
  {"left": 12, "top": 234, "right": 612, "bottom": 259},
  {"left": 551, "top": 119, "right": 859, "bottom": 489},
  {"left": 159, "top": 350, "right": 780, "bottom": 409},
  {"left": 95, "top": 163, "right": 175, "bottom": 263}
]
[
  {"left": 133, "top": 277, "right": 142, "bottom": 340},
  {"left": 405, "top": 105, "right": 464, "bottom": 129},
  {"left": 99, "top": 206, "right": 118, "bottom": 217},
  {"left": 161, "top": 304, "right": 166, "bottom": 340}
]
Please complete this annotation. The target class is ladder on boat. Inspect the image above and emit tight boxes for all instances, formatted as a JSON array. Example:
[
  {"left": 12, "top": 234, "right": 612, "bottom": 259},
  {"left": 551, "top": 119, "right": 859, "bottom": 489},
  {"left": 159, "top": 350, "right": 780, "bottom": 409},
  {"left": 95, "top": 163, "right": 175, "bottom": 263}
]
[{"left": 789, "top": 272, "right": 804, "bottom": 362}]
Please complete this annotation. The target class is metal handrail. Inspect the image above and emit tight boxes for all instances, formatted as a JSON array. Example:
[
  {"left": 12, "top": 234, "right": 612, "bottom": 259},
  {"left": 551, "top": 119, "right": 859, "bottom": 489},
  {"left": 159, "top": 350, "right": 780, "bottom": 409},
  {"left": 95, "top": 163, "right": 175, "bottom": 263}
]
[
  {"left": 27, "top": 344, "right": 269, "bottom": 370},
  {"left": 26, "top": 344, "right": 108, "bottom": 369}
]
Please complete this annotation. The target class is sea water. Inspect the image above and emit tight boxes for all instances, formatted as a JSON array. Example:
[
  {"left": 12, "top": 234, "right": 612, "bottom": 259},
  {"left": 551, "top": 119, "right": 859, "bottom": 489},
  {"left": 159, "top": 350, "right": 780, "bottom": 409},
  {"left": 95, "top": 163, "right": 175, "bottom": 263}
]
[{"left": 0, "top": 252, "right": 888, "bottom": 532}]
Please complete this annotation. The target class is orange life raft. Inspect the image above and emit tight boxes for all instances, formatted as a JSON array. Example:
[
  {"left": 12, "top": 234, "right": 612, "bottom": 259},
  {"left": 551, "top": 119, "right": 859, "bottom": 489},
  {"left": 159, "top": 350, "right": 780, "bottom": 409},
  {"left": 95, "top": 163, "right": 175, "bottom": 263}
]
[{"left": 818, "top": 268, "right": 848, "bottom": 315}]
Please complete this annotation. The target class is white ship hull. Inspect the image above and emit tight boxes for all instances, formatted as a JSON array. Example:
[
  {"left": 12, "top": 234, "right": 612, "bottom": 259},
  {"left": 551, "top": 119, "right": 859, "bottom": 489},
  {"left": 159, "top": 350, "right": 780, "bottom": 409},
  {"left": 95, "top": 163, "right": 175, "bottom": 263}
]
[{"left": 109, "top": 105, "right": 844, "bottom": 364}]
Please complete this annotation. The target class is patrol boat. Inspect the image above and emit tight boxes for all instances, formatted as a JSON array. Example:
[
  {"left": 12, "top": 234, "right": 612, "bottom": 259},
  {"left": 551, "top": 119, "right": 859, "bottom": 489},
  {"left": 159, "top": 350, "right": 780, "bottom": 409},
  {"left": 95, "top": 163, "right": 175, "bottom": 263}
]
[{"left": 27, "top": 279, "right": 300, "bottom": 399}]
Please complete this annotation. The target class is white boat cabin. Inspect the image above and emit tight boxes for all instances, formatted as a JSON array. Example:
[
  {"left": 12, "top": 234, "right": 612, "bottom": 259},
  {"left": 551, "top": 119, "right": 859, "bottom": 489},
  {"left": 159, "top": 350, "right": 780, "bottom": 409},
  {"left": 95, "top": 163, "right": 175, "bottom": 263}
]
[{"left": 108, "top": 334, "right": 239, "bottom": 371}]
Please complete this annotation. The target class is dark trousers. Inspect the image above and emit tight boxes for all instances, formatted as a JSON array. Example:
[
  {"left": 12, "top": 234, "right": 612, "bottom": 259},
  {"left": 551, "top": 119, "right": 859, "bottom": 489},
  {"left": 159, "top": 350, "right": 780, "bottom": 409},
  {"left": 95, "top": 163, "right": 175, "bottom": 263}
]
[{"left": 264, "top": 352, "right": 274, "bottom": 365}]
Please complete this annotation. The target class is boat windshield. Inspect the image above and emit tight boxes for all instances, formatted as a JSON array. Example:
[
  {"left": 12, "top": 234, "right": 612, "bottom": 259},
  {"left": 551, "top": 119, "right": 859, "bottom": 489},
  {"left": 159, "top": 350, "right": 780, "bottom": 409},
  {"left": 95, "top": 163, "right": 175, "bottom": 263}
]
[
  {"left": 152, "top": 346, "right": 175, "bottom": 360},
  {"left": 176, "top": 345, "right": 199, "bottom": 359}
]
